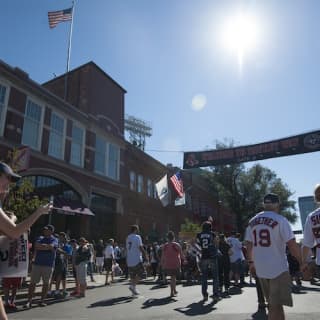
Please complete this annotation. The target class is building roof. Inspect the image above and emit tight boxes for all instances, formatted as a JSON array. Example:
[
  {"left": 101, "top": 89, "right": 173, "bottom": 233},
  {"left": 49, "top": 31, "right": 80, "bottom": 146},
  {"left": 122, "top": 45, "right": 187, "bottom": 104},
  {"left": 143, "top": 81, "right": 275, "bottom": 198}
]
[{"left": 42, "top": 61, "right": 127, "bottom": 93}]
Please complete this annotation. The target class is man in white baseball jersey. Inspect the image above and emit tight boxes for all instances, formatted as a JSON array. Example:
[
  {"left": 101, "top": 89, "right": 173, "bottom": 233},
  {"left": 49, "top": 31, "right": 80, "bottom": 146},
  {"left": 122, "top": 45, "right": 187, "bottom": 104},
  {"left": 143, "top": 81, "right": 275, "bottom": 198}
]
[
  {"left": 126, "top": 225, "right": 148, "bottom": 296},
  {"left": 245, "top": 193, "right": 301, "bottom": 320},
  {"left": 302, "top": 184, "right": 320, "bottom": 274}
]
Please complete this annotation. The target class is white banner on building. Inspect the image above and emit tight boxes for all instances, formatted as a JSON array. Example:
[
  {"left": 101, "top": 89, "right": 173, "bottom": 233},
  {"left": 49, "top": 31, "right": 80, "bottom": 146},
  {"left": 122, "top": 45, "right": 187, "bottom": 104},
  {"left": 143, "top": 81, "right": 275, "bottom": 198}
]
[
  {"left": 0, "top": 233, "right": 28, "bottom": 278},
  {"left": 174, "top": 193, "right": 186, "bottom": 206},
  {"left": 155, "top": 174, "right": 169, "bottom": 207}
]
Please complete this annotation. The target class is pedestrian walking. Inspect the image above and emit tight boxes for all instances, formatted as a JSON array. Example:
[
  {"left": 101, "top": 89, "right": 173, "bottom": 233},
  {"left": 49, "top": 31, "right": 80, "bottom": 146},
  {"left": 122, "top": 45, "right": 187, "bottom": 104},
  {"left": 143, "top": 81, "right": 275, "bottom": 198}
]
[
  {"left": 218, "top": 233, "right": 232, "bottom": 294},
  {"left": 95, "top": 239, "right": 105, "bottom": 274},
  {"left": 227, "top": 231, "right": 244, "bottom": 287},
  {"left": 245, "top": 193, "right": 301, "bottom": 320},
  {"left": 104, "top": 238, "right": 115, "bottom": 285},
  {"left": 161, "top": 231, "right": 182, "bottom": 298},
  {"left": 126, "top": 225, "right": 148, "bottom": 296},
  {"left": 196, "top": 221, "right": 220, "bottom": 302},
  {"left": 302, "top": 184, "right": 320, "bottom": 280}
]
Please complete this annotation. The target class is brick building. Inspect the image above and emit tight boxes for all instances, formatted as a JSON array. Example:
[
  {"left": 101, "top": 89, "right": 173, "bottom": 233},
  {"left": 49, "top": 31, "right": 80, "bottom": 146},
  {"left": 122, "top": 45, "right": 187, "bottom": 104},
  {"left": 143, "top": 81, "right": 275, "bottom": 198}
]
[{"left": 0, "top": 59, "right": 236, "bottom": 243}]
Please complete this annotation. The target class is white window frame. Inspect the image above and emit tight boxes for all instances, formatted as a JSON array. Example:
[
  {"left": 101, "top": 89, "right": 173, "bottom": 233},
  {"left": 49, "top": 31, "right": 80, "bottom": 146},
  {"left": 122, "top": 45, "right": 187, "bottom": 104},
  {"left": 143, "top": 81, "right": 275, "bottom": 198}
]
[
  {"left": 48, "top": 111, "right": 66, "bottom": 160},
  {"left": 0, "top": 80, "right": 10, "bottom": 137},
  {"left": 21, "top": 97, "right": 44, "bottom": 150},
  {"left": 94, "top": 136, "right": 120, "bottom": 181},
  {"left": 70, "top": 121, "right": 85, "bottom": 167},
  {"left": 153, "top": 182, "right": 158, "bottom": 199},
  {"left": 107, "top": 142, "right": 120, "bottom": 181},
  {"left": 147, "top": 179, "right": 153, "bottom": 197},
  {"left": 137, "top": 174, "right": 143, "bottom": 193},
  {"left": 94, "top": 135, "right": 107, "bottom": 175},
  {"left": 130, "top": 171, "right": 136, "bottom": 191}
]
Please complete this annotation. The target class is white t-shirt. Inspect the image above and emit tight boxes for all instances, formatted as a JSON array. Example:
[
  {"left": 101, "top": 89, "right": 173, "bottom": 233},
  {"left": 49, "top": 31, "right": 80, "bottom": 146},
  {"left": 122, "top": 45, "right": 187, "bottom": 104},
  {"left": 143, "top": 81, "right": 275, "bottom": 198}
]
[
  {"left": 245, "top": 211, "right": 294, "bottom": 279},
  {"left": 126, "top": 233, "right": 143, "bottom": 267},
  {"left": 104, "top": 245, "right": 114, "bottom": 259},
  {"left": 303, "top": 207, "right": 320, "bottom": 265},
  {"left": 227, "top": 236, "right": 244, "bottom": 263}
]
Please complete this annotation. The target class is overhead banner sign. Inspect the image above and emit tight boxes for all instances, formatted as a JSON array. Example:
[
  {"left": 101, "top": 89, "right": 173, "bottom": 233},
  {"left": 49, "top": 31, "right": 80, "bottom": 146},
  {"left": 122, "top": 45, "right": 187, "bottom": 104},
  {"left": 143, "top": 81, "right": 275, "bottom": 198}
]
[{"left": 183, "top": 130, "right": 320, "bottom": 169}]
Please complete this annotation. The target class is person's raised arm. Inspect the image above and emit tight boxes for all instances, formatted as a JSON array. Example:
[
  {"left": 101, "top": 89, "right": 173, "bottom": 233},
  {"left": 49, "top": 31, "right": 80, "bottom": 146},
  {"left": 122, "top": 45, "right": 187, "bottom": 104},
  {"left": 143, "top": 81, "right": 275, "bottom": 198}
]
[{"left": 0, "top": 203, "right": 51, "bottom": 239}]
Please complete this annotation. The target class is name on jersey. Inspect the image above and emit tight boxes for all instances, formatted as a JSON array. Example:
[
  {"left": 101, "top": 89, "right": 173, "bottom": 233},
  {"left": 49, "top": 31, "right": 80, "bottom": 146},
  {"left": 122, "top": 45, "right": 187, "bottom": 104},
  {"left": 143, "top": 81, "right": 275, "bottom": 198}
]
[
  {"left": 249, "top": 217, "right": 278, "bottom": 229},
  {"left": 311, "top": 213, "right": 320, "bottom": 226}
]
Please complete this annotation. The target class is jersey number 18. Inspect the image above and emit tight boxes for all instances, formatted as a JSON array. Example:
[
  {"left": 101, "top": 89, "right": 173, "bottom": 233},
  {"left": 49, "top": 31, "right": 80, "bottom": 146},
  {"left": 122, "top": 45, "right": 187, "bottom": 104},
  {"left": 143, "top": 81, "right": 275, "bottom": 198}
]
[{"left": 253, "top": 229, "right": 271, "bottom": 247}]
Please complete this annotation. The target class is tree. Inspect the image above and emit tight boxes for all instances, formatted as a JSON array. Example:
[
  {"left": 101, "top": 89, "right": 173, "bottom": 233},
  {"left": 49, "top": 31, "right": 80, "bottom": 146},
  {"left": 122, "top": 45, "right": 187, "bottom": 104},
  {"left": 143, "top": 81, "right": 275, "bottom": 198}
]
[
  {"left": 180, "top": 218, "right": 201, "bottom": 233},
  {"left": 203, "top": 141, "right": 297, "bottom": 233},
  {"left": 1, "top": 148, "right": 46, "bottom": 221}
]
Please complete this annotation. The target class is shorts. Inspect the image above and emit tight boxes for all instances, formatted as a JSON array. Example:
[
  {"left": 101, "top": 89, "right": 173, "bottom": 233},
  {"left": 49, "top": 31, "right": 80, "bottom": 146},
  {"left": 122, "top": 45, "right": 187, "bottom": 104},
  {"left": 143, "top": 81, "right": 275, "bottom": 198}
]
[
  {"left": 128, "top": 262, "right": 145, "bottom": 278},
  {"left": 2, "top": 277, "right": 22, "bottom": 288},
  {"left": 230, "top": 259, "right": 242, "bottom": 274},
  {"left": 164, "top": 268, "right": 181, "bottom": 276},
  {"left": 96, "top": 256, "right": 104, "bottom": 267},
  {"left": 104, "top": 258, "right": 113, "bottom": 271},
  {"left": 75, "top": 262, "right": 87, "bottom": 285},
  {"left": 52, "top": 264, "right": 67, "bottom": 280},
  {"left": 30, "top": 264, "right": 54, "bottom": 285},
  {"left": 260, "top": 271, "right": 293, "bottom": 307}
]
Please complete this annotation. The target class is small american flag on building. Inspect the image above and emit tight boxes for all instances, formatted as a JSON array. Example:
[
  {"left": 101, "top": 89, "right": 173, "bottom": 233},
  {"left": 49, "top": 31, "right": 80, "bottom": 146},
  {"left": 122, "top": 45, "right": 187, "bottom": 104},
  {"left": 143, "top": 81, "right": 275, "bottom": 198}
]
[
  {"left": 170, "top": 171, "right": 184, "bottom": 198},
  {"left": 48, "top": 7, "right": 73, "bottom": 29}
]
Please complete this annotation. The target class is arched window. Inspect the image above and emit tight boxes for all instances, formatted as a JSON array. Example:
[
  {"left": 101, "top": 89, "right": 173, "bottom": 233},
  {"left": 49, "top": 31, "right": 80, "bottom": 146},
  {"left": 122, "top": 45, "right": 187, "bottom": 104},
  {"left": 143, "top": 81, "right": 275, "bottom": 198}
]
[{"left": 22, "top": 175, "right": 81, "bottom": 201}]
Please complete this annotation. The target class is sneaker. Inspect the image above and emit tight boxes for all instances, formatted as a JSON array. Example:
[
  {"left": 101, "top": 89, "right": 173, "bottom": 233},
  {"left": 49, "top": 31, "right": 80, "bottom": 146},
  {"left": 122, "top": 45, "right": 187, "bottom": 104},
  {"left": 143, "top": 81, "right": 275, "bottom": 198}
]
[
  {"left": 129, "top": 285, "right": 139, "bottom": 295},
  {"left": 202, "top": 293, "right": 208, "bottom": 302},
  {"left": 39, "top": 301, "right": 47, "bottom": 307},
  {"left": 23, "top": 302, "right": 32, "bottom": 309},
  {"left": 54, "top": 292, "right": 62, "bottom": 299},
  {"left": 70, "top": 291, "right": 79, "bottom": 296}
]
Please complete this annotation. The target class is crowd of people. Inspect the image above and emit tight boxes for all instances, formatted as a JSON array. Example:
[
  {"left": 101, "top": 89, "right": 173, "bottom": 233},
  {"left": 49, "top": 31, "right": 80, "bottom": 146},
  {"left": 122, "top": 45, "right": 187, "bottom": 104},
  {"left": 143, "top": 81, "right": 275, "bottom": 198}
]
[{"left": 1, "top": 161, "right": 320, "bottom": 320}]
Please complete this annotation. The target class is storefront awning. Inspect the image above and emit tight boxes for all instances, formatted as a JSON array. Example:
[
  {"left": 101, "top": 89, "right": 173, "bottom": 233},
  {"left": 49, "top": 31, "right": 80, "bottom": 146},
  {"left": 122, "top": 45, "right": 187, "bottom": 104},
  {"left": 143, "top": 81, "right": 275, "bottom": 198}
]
[{"left": 52, "top": 198, "right": 95, "bottom": 216}]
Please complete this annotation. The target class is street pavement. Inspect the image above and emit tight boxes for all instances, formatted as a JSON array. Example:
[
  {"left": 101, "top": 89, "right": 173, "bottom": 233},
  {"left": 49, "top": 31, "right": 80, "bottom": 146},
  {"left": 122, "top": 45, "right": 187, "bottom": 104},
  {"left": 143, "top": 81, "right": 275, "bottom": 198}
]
[{"left": 6, "top": 275, "right": 320, "bottom": 320}]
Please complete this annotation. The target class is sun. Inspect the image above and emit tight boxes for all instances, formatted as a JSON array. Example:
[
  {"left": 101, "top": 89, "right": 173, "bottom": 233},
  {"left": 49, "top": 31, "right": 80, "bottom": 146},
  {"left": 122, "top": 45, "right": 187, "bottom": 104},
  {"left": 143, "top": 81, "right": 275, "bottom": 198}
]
[{"left": 220, "top": 11, "right": 260, "bottom": 72}]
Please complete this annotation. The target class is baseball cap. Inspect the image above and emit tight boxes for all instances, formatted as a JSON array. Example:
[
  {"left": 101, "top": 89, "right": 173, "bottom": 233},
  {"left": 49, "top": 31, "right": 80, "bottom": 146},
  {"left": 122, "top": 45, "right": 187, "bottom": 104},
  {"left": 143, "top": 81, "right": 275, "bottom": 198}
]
[
  {"left": 263, "top": 193, "right": 280, "bottom": 204},
  {"left": 0, "top": 162, "right": 21, "bottom": 182},
  {"left": 43, "top": 224, "right": 55, "bottom": 232}
]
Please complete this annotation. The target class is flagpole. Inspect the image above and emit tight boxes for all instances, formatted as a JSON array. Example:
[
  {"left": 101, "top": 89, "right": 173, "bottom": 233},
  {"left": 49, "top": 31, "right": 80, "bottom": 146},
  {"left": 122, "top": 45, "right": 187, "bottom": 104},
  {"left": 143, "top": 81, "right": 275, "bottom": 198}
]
[{"left": 64, "top": 0, "right": 76, "bottom": 101}]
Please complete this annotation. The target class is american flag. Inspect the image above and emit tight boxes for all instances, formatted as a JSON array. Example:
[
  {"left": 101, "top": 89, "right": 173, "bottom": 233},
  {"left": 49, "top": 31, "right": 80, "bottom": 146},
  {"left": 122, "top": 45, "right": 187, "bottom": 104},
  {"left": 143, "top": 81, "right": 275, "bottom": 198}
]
[
  {"left": 48, "top": 8, "right": 73, "bottom": 29},
  {"left": 170, "top": 171, "right": 184, "bottom": 198}
]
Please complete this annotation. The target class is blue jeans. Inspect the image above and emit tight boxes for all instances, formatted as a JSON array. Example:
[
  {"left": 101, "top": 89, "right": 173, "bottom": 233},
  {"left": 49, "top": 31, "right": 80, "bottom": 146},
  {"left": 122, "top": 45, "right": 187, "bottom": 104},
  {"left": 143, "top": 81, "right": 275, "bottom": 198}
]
[{"left": 200, "top": 258, "right": 219, "bottom": 297}]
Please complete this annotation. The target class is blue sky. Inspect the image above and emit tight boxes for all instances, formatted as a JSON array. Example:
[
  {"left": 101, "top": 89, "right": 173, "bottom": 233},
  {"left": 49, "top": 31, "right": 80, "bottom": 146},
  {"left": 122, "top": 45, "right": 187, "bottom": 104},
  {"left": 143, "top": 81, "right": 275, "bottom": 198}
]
[{"left": 2, "top": 0, "right": 320, "bottom": 229}]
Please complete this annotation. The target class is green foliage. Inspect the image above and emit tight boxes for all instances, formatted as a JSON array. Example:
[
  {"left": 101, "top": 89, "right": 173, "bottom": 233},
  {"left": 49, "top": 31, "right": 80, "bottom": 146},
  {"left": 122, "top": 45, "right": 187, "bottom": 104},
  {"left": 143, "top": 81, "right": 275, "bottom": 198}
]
[
  {"left": 2, "top": 148, "right": 46, "bottom": 220},
  {"left": 180, "top": 218, "right": 201, "bottom": 233},
  {"left": 203, "top": 140, "right": 297, "bottom": 232}
]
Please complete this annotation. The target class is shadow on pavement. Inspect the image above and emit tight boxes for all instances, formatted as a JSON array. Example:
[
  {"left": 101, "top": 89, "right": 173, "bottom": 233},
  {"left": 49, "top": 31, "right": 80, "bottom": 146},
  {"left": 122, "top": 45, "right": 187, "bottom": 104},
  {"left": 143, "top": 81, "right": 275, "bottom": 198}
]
[
  {"left": 150, "top": 284, "right": 169, "bottom": 290},
  {"left": 88, "top": 296, "right": 135, "bottom": 308},
  {"left": 299, "top": 285, "right": 320, "bottom": 292},
  {"left": 5, "top": 297, "right": 73, "bottom": 314},
  {"left": 174, "top": 301, "right": 217, "bottom": 316},
  {"left": 142, "top": 297, "right": 176, "bottom": 309},
  {"left": 228, "top": 286, "right": 243, "bottom": 295}
]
